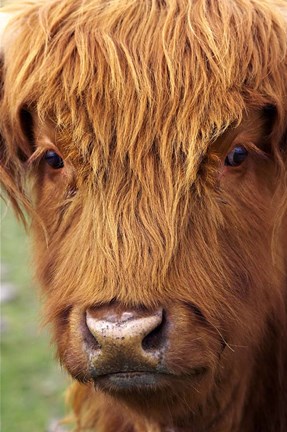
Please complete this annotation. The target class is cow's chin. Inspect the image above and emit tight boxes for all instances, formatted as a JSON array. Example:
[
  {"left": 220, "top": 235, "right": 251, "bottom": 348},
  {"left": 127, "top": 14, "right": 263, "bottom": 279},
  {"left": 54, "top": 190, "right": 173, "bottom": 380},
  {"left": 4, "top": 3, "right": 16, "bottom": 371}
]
[
  {"left": 97, "top": 375, "right": 210, "bottom": 420},
  {"left": 64, "top": 362, "right": 213, "bottom": 421}
]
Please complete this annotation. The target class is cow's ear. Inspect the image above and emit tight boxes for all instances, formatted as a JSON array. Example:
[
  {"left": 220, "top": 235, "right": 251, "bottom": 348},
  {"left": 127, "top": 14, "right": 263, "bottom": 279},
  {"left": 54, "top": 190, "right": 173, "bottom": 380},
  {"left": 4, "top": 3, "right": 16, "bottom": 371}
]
[{"left": 0, "top": 12, "right": 31, "bottom": 225}]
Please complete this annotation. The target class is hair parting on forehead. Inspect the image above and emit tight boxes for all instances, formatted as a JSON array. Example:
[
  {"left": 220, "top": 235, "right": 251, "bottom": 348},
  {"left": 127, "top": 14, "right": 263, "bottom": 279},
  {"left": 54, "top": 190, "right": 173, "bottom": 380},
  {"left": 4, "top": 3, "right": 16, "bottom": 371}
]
[{"left": 0, "top": 0, "right": 287, "bottom": 222}]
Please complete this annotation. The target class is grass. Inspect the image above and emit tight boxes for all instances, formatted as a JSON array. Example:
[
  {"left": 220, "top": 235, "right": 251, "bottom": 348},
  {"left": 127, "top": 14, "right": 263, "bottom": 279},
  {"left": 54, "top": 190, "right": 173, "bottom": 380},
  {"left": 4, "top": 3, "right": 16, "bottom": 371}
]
[{"left": 1, "top": 204, "right": 69, "bottom": 432}]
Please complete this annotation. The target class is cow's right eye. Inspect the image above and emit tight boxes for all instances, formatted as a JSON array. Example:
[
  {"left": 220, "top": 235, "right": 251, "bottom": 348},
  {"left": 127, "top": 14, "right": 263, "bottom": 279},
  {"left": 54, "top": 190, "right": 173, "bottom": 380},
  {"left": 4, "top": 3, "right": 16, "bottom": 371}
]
[
  {"left": 44, "top": 150, "right": 64, "bottom": 169},
  {"left": 224, "top": 146, "right": 248, "bottom": 167}
]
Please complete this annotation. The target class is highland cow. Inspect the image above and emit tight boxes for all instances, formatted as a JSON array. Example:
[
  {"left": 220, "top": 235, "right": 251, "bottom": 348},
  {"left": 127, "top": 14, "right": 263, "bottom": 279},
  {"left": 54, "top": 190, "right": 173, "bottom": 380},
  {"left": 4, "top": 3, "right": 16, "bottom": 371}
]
[{"left": 1, "top": 0, "right": 287, "bottom": 431}]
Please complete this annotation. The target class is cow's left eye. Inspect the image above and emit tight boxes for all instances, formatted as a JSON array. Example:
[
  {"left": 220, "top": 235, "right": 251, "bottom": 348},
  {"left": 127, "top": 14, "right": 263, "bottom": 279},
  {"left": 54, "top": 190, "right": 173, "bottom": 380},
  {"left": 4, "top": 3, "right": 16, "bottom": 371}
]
[
  {"left": 225, "top": 146, "right": 248, "bottom": 167},
  {"left": 44, "top": 150, "right": 64, "bottom": 169}
]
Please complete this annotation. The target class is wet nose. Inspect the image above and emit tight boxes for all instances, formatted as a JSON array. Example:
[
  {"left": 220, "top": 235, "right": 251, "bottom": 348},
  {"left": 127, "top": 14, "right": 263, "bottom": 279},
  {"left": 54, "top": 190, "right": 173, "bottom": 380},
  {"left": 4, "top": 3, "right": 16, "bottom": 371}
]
[{"left": 84, "top": 304, "right": 166, "bottom": 375}]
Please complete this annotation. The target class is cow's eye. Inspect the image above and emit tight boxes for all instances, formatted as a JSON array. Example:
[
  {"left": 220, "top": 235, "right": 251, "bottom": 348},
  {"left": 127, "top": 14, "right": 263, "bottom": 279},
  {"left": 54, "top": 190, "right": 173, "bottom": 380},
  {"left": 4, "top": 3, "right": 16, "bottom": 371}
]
[
  {"left": 44, "top": 150, "right": 64, "bottom": 169},
  {"left": 225, "top": 146, "right": 248, "bottom": 167}
]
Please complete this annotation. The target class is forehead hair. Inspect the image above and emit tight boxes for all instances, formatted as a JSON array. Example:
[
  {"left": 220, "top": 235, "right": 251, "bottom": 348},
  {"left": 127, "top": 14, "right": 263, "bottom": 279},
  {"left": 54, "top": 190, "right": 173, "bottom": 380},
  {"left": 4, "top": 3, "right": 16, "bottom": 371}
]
[
  {"left": 1, "top": 0, "right": 286, "bottom": 315},
  {"left": 1, "top": 0, "right": 287, "bottom": 183}
]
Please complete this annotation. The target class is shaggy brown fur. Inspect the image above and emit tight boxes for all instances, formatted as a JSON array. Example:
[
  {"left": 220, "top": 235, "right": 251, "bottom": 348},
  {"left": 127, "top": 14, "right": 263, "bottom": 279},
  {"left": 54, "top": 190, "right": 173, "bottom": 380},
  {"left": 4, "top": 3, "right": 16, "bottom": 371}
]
[{"left": 1, "top": 0, "right": 287, "bottom": 431}]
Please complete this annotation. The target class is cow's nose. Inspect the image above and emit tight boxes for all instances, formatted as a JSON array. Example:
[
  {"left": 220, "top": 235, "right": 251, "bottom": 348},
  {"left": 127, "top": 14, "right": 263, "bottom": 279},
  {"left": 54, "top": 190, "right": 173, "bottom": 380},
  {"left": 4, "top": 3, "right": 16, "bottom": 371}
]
[{"left": 83, "top": 304, "right": 166, "bottom": 375}]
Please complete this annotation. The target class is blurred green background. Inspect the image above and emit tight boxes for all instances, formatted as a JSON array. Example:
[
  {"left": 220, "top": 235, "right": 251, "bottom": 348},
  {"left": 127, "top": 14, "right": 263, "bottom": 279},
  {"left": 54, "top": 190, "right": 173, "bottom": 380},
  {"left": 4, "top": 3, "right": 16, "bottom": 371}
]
[{"left": 1, "top": 204, "right": 69, "bottom": 432}]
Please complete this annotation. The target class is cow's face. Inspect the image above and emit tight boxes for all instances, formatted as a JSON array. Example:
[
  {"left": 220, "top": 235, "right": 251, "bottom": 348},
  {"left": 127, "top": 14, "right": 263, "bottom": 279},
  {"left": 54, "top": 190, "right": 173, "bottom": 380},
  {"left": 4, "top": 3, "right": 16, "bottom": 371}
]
[
  {"left": 1, "top": 0, "right": 287, "bottom": 426},
  {"left": 25, "top": 109, "right": 285, "bottom": 422}
]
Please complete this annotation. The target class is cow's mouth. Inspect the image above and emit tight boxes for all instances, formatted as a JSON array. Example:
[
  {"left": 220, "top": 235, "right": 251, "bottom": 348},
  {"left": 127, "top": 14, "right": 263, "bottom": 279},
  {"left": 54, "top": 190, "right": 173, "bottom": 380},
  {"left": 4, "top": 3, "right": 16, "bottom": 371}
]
[
  {"left": 95, "top": 371, "right": 164, "bottom": 390},
  {"left": 93, "top": 368, "right": 207, "bottom": 392}
]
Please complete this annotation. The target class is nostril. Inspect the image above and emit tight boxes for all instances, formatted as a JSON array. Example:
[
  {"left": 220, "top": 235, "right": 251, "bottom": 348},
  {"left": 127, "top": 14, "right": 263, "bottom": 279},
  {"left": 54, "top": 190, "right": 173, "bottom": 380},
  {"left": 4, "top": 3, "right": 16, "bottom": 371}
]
[
  {"left": 142, "top": 310, "right": 166, "bottom": 351},
  {"left": 81, "top": 313, "right": 101, "bottom": 351}
]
